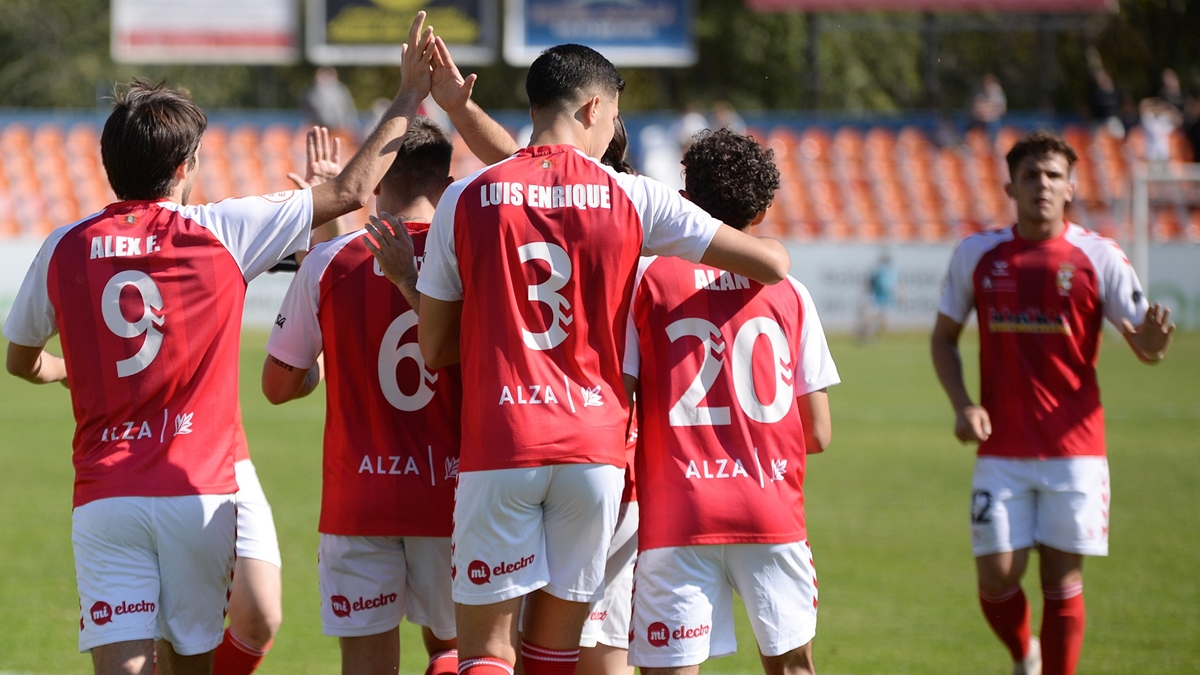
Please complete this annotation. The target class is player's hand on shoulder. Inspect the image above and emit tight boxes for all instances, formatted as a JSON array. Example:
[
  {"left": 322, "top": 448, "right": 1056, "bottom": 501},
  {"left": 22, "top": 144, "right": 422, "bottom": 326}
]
[
  {"left": 288, "top": 126, "right": 343, "bottom": 190},
  {"left": 955, "top": 405, "right": 992, "bottom": 443},
  {"left": 430, "top": 36, "right": 477, "bottom": 113},
  {"left": 1121, "top": 302, "right": 1175, "bottom": 364},
  {"left": 364, "top": 213, "right": 418, "bottom": 289}
]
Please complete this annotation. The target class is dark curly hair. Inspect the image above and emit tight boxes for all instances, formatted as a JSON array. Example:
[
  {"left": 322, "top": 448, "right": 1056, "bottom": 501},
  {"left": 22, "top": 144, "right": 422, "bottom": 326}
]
[
  {"left": 1005, "top": 131, "right": 1078, "bottom": 181},
  {"left": 681, "top": 128, "right": 779, "bottom": 230}
]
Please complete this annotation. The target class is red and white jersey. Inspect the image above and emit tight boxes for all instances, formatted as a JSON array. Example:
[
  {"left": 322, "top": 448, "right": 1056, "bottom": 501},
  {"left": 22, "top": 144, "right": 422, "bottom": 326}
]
[
  {"left": 417, "top": 145, "right": 722, "bottom": 473},
  {"left": 938, "top": 223, "right": 1148, "bottom": 459},
  {"left": 3, "top": 193, "right": 313, "bottom": 507},
  {"left": 265, "top": 224, "right": 460, "bottom": 537},
  {"left": 625, "top": 257, "right": 840, "bottom": 550}
]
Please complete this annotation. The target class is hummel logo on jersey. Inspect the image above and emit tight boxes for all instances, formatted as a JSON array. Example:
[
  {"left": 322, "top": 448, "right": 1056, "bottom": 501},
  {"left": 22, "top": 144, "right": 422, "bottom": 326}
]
[
  {"left": 174, "top": 412, "right": 194, "bottom": 436},
  {"left": 467, "top": 555, "right": 536, "bottom": 585},
  {"left": 581, "top": 385, "right": 603, "bottom": 407},
  {"left": 330, "top": 593, "right": 398, "bottom": 618},
  {"left": 275, "top": 314, "right": 286, "bottom": 328},
  {"left": 991, "top": 260, "right": 1009, "bottom": 277},
  {"left": 90, "top": 235, "right": 161, "bottom": 259},
  {"left": 695, "top": 269, "right": 751, "bottom": 291}
]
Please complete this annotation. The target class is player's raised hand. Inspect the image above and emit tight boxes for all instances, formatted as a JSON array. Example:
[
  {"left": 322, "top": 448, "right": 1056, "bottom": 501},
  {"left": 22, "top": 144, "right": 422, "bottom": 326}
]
[
  {"left": 363, "top": 213, "right": 420, "bottom": 302},
  {"left": 431, "top": 36, "right": 478, "bottom": 113},
  {"left": 288, "top": 126, "right": 343, "bottom": 189},
  {"left": 398, "top": 12, "right": 435, "bottom": 104},
  {"left": 1121, "top": 302, "right": 1175, "bottom": 363},
  {"left": 955, "top": 405, "right": 992, "bottom": 443}
]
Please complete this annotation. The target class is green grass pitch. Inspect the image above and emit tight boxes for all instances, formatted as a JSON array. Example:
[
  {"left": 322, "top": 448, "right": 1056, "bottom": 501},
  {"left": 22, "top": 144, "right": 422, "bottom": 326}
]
[{"left": 1, "top": 331, "right": 1197, "bottom": 674}]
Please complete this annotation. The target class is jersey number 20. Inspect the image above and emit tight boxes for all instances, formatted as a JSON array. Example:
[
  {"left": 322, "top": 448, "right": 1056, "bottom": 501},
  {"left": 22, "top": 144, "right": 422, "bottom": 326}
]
[
  {"left": 667, "top": 317, "right": 794, "bottom": 427},
  {"left": 101, "top": 270, "right": 165, "bottom": 378}
]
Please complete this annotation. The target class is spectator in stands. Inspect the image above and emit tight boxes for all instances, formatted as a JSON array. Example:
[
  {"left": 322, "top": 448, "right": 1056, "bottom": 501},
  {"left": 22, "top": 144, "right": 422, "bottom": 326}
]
[
  {"left": 1087, "top": 68, "right": 1127, "bottom": 140},
  {"left": 969, "top": 74, "right": 1007, "bottom": 144},
  {"left": 1157, "top": 68, "right": 1186, "bottom": 114},
  {"left": 1139, "top": 97, "right": 1183, "bottom": 162},
  {"left": 302, "top": 67, "right": 360, "bottom": 140},
  {"left": 675, "top": 103, "right": 709, "bottom": 151},
  {"left": 711, "top": 101, "right": 747, "bottom": 135},
  {"left": 1184, "top": 97, "right": 1200, "bottom": 162}
]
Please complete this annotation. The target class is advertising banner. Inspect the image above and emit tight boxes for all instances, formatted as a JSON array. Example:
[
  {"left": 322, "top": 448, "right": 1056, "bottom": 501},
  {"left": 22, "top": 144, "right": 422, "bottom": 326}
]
[
  {"left": 747, "top": 0, "right": 1116, "bottom": 12},
  {"left": 504, "top": 0, "right": 696, "bottom": 67},
  {"left": 308, "top": 0, "right": 498, "bottom": 65},
  {"left": 111, "top": 0, "right": 300, "bottom": 64}
]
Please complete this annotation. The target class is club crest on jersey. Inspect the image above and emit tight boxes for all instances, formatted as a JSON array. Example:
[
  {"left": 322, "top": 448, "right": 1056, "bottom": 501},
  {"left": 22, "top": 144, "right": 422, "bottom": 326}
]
[{"left": 1056, "top": 263, "right": 1076, "bottom": 296}]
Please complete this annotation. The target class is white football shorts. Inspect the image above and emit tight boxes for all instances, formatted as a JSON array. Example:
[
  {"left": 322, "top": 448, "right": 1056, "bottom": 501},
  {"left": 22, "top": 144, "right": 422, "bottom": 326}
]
[
  {"left": 971, "top": 457, "right": 1110, "bottom": 557},
  {"left": 580, "top": 501, "right": 638, "bottom": 649},
  {"left": 73, "top": 494, "right": 237, "bottom": 655},
  {"left": 318, "top": 534, "right": 456, "bottom": 639},
  {"left": 629, "top": 541, "right": 818, "bottom": 668},
  {"left": 234, "top": 459, "right": 282, "bottom": 568},
  {"left": 452, "top": 464, "right": 624, "bottom": 605}
]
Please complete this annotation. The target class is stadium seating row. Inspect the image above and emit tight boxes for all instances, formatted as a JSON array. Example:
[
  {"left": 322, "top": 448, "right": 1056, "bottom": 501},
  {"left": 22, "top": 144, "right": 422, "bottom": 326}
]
[{"left": 0, "top": 120, "right": 1196, "bottom": 241}]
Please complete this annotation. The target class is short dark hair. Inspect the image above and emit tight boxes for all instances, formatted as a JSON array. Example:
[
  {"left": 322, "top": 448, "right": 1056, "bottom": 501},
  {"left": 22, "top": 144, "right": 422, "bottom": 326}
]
[
  {"left": 682, "top": 129, "right": 780, "bottom": 230},
  {"left": 101, "top": 79, "right": 207, "bottom": 201},
  {"left": 1005, "top": 131, "right": 1078, "bottom": 181},
  {"left": 601, "top": 116, "right": 634, "bottom": 175},
  {"left": 526, "top": 44, "right": 625, "bottom": 113},
  {"left": 379, "top": 116, "right": 454, "bottom": 200}
]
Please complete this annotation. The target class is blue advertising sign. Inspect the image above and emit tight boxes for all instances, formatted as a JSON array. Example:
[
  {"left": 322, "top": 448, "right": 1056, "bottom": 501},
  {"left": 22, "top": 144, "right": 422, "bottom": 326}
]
[{"left": 504, "top": 0, "right": 696, "bottom": 67}]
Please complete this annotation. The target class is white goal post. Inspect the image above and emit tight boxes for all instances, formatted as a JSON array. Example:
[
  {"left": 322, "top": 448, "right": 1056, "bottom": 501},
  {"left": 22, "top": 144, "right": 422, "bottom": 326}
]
[{"left": 1129, "top": 162, "right": 1200, "bottom": 291}]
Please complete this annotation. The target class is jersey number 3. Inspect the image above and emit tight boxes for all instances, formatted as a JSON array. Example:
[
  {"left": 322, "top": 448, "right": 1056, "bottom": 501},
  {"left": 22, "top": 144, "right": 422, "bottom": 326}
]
[
  {"left": 518, "top": 242, "right": 573, "bottom": 351},
  {"left": 667, "top": 317, "right": 795, "bottom": 427},
  {"left": 101, "top": 270, "right": 165, "bottom": 378}
]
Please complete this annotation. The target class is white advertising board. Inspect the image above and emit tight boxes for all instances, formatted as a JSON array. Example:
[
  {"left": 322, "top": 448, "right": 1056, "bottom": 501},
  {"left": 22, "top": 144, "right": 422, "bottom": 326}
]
[{"left": 111, "top": 0, "right": 300, "bottom": 64}]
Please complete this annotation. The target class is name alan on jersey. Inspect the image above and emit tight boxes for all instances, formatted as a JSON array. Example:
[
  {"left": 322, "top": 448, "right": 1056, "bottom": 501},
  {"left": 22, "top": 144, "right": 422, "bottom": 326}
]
[
  {"left": 90, "top": 235, "right": 161, "bottom": 259},
  {"left": 695, "top": 269, "right": 751, "bottom": 291},
  {"left": 479, "top": 181, "right": 612, "bottom": 210}
]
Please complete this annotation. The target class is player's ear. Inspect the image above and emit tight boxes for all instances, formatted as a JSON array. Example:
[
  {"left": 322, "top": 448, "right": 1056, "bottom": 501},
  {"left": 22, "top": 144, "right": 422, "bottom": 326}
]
[
  {"left": 679, "top": 189, "right": 691, "bottom": 203},
  {"left": 373, "top": 183, "right": 381, "bottom": 197},
  {"left": 1004, "top": 182, "right": 1015, "bottom": 200},
  {"left": 579, "top": 95, "right": 601, "bottom": 127},
  {"left": 751, "top": 209, "right": 768, "bottom": 226}
]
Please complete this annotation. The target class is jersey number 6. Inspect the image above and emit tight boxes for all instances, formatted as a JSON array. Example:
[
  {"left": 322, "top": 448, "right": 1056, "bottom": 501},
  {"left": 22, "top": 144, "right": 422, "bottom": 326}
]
[
  {"left": 667, "top": 317, "right": 795, "bottom": 427},
  {"left": 101, "top": 270, "right": 165, "bottom": 378},
  {"left": 379, "top": 309, "right": 438, "bottom": 411}
]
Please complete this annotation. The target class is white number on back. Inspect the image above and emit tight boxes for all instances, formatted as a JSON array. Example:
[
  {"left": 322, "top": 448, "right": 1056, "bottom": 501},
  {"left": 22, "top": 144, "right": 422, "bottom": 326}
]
[
  {"left": 518, "top": 242, "right": 573, "bottom": 351},
  {"left": 666, "top": 317, "right": 795, "bottom": 427},
  {"left": 378, "top": 310, "right": 438, "bottom": 411},
  {"left": 101, "top": 270, "right": 165, "bottom": 378}
]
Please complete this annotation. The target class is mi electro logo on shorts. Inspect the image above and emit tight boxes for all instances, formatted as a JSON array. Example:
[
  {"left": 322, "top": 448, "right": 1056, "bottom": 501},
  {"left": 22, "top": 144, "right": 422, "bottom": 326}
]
[
  {"left": 89, "top": 600, "right": 155, "bottom": 626},
  {"left": 467, "top": 555, "right": 536, "bottom": 585},
  {"left": 330, "top": 593, "right": 398, "bottom": 618},
  {"left": 647, "top": 621, "right": 711, "bottom": 647}
]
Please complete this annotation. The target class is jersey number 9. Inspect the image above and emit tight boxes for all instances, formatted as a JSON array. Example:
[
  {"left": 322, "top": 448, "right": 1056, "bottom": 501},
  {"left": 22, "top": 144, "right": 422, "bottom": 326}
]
[{"left": 101, "top": 270, "right": 165, "bottom": 378}]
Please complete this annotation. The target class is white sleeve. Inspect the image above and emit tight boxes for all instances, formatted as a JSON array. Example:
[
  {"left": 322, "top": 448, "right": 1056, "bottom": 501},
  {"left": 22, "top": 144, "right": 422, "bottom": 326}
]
[
  {"left": 264, "top": 239, "right": 337, "bottom": 369},
  {"left": 2, "top": 226, "right": 72, "bottom": 347},
  {"left": 178, "top": 189, "right": 314, "bottom": 282},
  {"left": 1097, "top": 241, "right": 1149, "bottom": 329},
  {"left": 790, "top": 278, "right": 840, "bottom": 395},
  {"left": 615, "top": 174, "right": 722, "bottom": 263},
  {"left": 416, "top": 179, "right": 466, "bottom": 302},
  {"left": 622, "top": 257, "right": 656, "bottom": 378},
  {"left": 936, "top": 240, "right": 977, "bottom": 323}
]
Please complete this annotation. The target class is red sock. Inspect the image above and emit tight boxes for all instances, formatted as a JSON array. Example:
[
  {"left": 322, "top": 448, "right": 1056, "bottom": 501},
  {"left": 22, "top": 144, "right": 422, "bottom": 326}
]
[
  {"left": 458, "top": 656, "right": 514, "bottom": 675},
  {"left": 426, "top": 649, "right": 459, "bottom": 675},
  {"left": 520, "top": 639, "right": 579, "bottom": 675},
  {"left": 1042, "top": 583, "right": 1085, "bottom": 675},
  {"left": 212, "top": 628, "right": 272, "bottom": 675},
  {"left": 979, "top": 585, "right": 1031, "bottom": 662}
]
